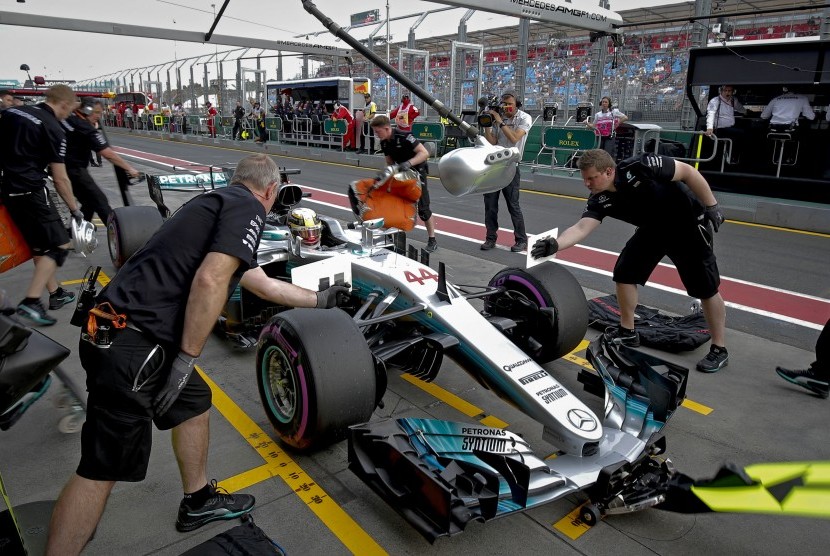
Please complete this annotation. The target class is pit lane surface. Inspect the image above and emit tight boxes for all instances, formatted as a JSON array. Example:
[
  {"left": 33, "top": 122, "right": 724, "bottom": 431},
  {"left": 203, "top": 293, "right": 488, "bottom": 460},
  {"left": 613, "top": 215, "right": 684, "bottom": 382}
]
[{"left": 1, "top": 134, "right": 828, "bottom": 555}]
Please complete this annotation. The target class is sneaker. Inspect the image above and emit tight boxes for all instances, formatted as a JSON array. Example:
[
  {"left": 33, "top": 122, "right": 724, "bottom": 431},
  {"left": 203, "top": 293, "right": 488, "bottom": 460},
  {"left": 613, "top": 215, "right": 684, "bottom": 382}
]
[
  {"left": 511, "top": 241, "right": 528, "bottom": 253},
  {"left": 49, "top": 287, "right": 76, "bottom": 310},
  {"left": 775, "top": 367, "right": 829, "bottom": 399},
  {"left": 176, "top": 480, "right": 256, "bottom": 532},
  {"left": 480, "top": 239, "right": 496, "bottom": 251},
  {"left": 603, "top": 325, "right": 640, "bottom": 347},
  {"left": 425, "top": 238, "right": 438, "bottom": 253},
  {"left": 696, "top": 345, "right": 729, "bottom": 373},
  {"left": 16, "top": 300, "right": 56, "bottom": 326}
]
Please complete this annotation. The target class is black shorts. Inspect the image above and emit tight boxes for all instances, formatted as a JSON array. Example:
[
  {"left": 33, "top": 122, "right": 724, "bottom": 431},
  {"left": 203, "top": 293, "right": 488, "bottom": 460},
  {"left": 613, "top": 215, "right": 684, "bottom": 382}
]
[
  {"left": 1, "top": 187, "right": 69, "bottom": 255},
  {"left": 417, "top": 171, "right": 431, "bottom": 222},
  {"left": 77, "top": 327, "right": 212, "bottom": 482},
  {"left": 613, "top": 223, "right": 720, "bottom": 300}
]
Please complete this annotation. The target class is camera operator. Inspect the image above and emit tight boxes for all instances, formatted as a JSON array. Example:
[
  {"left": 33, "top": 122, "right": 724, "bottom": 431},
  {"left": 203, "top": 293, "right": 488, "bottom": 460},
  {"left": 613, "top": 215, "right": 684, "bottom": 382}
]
[{"left": 480, "top": 91, "right": 531, "bottom": 252}]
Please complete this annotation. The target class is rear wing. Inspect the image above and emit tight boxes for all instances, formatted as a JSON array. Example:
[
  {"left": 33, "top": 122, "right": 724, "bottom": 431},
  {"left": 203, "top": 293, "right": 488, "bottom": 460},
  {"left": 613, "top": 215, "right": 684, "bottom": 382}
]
[{"left": 144, "top": 164, "right": 301, "bottom": 219}]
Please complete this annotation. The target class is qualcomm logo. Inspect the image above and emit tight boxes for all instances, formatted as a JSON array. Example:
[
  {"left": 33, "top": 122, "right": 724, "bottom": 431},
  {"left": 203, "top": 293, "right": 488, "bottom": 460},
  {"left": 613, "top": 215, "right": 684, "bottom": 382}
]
[{"left": 567, "top": 408, "right": 598, "bottom": 432}]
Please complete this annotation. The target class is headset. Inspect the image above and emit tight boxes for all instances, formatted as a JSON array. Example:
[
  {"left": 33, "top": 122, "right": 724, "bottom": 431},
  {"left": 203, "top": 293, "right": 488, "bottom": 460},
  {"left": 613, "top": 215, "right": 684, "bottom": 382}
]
[
  {"left": 718, "top": 85, "right": 738, "bottom": 95},
  {"left": 501, "top": 90, "right": 522, "bottom": 108}
]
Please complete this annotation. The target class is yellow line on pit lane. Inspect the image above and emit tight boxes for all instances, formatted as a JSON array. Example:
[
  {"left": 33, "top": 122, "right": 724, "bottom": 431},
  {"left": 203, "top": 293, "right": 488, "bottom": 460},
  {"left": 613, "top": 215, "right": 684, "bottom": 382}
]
[
  {"left": 400, "top": 373, "right": 508, "bottom": 429},
  {"left": 565, "top": 339, "right": 714, "bottom": 416},
  {"left": 199, "top": 368, "right": 388, "bottom": 556},
  {"left": 68, "top": 268, "right": 384, "bottom": 549}
]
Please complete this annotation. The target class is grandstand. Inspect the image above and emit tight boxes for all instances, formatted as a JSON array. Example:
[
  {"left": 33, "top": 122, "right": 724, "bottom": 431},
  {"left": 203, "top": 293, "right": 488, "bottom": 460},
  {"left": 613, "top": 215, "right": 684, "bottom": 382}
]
[{"left": 311, "top": 0, "right": 827, "bottom": 127}]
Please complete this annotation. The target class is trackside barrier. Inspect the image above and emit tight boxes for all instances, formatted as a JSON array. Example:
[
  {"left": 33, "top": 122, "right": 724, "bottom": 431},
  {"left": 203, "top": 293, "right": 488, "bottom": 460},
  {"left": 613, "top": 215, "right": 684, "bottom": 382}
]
[
  {"left": 534, "top": 127, "right": 599, "bottom": 170},
  {"left": 642, "top": 129, "right": 722, "bottom": 168},
  {"left": 264, "top": 117, "right": 282, "bottom": 142},
  {"left": 324, "top": 119, "right": 347, "bottom": 151}
]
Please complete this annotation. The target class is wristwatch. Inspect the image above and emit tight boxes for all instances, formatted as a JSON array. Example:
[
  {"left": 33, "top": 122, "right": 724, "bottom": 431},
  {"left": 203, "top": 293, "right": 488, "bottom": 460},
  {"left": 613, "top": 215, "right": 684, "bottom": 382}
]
[{"left": 498, "top": 122, "right": 506, "bottom": 128}]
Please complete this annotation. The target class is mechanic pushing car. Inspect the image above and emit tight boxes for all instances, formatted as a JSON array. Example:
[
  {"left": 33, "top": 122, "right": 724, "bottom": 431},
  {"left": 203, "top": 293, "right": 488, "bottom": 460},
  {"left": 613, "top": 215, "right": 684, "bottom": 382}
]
[
  {"left": 531, "top": 149, "right": 730, "bottom": 373},
  {"left": 371, "top": 114, "right": 438, "bottom": 252},
  {"left": 46, "top": 154, "right": 350, "bottom": 555}
]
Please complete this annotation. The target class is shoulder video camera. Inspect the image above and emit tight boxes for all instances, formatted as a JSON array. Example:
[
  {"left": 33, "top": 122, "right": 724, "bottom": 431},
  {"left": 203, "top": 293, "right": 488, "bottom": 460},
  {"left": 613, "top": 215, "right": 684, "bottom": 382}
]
[{"left": 477, "top": 95, "right": 503, "bottom": 128}]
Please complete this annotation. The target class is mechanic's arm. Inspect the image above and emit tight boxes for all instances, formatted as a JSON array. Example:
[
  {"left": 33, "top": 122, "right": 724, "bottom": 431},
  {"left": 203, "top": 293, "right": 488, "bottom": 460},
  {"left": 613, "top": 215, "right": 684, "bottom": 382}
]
[
  {"left": 179, "top": 252, "right": 242, "bottom": 357},
  {"left": 239, "top": 266, "right": 317, "bottom": 308},
  {"left": 556, "top": 217, "right": 601, "bottom": 251},
  {"left": 672, "top": 160, "right": 718, "bottom": 207},
  {"left": 99, "top": 147, "right": 139, "bottom": 177},
  {"left": 48, "top": 162, "right": 80, "bottom": 213},
  {"left": 409, "top": 143, "right": 429, "bottom": 166}
]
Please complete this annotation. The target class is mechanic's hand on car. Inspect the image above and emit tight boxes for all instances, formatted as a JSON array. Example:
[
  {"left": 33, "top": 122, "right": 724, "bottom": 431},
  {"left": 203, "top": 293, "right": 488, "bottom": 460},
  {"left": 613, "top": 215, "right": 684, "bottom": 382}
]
[
  {"left": 704, "top": 203, "right": 725, "bottom": 232},
  {"left": 71, "top": 209, "right": 85, "bottom": 225},
  {"left": 531, "top": 237, "right": 559, "bottom": 259},
  {"left": 153, "top": 351, "right": 196, "bottom": 416},
  {"left": 315, "top": 283, "right": 351, "bottom": 309}
]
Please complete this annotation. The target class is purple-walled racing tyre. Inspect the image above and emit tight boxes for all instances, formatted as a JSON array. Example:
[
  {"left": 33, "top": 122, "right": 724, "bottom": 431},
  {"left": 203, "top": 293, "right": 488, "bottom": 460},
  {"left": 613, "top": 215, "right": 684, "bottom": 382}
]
[
  {"left": 256, "top": 308, "right": 376, "bottom": 451},
  {"left": 484, "top": 262, "right": 588, "bottom": 364}
]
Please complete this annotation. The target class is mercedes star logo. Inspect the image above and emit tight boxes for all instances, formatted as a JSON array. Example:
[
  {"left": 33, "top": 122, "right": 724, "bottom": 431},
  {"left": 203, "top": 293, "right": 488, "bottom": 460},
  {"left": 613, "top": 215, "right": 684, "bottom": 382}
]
[{"left": 567, "top": 408, "right": 598, "bottom": 432}]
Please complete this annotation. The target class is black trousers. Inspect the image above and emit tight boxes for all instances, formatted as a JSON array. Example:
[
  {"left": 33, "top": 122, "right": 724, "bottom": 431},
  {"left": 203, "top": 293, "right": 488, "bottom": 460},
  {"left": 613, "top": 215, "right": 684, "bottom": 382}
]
[
  {"left": 67, "top": 167, "right": 113, "bottom": 224},
  {"left": 232, "top": 119, "right": 243, "bottom": 139},
  {"left": 811, "top": 319, "right": 830, "bottom": 379}
]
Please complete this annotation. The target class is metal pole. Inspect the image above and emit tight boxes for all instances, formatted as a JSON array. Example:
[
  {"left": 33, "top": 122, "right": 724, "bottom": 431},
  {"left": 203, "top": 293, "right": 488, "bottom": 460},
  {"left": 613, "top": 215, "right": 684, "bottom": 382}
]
[{"left": 386, "top": 0, "right": 390, "bottom": 112}]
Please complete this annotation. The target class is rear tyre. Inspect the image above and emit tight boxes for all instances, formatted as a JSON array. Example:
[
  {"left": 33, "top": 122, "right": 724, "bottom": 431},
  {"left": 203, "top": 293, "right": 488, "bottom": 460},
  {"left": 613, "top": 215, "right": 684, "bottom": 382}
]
[
  {"left": 256, "top": 308, "right": 376, "bottom": 451},
  {"left": 107, "top": 206, "right": 163, "bottom": 269},
  {"left": 485, "top": 262, "right": 588, "bottom": 364}
]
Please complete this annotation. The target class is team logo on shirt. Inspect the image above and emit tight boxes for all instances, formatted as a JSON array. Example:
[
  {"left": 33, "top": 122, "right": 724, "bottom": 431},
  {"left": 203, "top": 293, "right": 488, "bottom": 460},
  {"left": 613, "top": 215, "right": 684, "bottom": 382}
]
[{"left": 242, "top": 214, "right": 263, "bottom": 253}]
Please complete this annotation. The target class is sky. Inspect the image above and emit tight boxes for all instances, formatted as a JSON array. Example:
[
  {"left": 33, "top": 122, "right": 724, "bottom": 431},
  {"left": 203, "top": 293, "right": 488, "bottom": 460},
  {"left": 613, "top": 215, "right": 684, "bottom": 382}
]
[{"left": 0, "top": 0, "right": 682, "bottom": 88}]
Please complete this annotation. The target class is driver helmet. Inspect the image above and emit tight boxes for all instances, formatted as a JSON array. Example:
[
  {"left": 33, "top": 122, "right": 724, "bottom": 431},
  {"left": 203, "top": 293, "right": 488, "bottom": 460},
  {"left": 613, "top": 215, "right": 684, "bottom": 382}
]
[{"left": 287, "top": 207, "right": 322, "bottom": 246}]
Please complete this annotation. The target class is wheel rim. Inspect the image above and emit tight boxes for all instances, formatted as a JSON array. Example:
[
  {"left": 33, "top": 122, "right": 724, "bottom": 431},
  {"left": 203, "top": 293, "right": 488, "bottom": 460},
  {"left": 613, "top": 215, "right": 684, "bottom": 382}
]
[{"left": 261, "top": 345, "right": 297, "bottom": 423}]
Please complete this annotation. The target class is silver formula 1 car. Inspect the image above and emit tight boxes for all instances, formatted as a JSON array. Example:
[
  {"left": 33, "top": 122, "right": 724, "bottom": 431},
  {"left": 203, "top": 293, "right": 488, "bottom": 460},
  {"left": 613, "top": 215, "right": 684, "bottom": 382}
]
[{"left": 107, "top": 167, "right": 690, "bottom": 541}]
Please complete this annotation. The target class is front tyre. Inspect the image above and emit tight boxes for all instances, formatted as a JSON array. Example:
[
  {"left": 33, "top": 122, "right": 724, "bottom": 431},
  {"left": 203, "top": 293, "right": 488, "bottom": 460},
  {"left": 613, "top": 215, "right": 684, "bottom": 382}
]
[
  {"left": 485, "top": 263, "right": 588, "bottom": 364},
  {"left": 256, "top": 308, "right": 376, "bottom": 451}
]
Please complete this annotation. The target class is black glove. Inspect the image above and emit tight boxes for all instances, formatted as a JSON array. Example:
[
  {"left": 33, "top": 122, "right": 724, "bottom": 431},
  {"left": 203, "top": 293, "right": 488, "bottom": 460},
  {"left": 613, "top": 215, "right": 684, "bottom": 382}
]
[
  {"left": 315, "top": 284, "right": 351, "bottom": 308},
  {"left": 704, "top": 203, "right": 725, "bottom": 232},
  {"left": 153, "top": 351, "right": 195, "bottom": 416},
  {"left": 71, "top": 209, "right": 85, "bottom": 225},
  {"left": 531, "top": 237, "right": 559, "bottom": 259},
  {"left": 397, "top": 160, "right": 412, "bottom": 172}
]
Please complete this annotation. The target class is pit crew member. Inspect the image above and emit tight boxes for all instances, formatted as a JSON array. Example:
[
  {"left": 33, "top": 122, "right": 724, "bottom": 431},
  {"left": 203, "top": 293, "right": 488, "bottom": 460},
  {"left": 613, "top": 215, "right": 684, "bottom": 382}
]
[
  {"left": 64, "top": 99, "right": 140, "bottom": 224},
  {"left": 371, "top": 114, "right": 438, "bottom": 252},
  {"left": 46, "top": 154, "right": 349, "bottom": 555},
  {"left": 531, "top": 149, "right": 729, "bottom": 373},
  {"left": 0, "top": 84, "right": 81, "bottom": 325}
]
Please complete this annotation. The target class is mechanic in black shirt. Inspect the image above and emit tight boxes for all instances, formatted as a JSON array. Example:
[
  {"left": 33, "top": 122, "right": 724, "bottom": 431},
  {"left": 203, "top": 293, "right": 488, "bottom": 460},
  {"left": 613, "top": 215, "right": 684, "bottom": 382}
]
[
  {"left": 370, "top": 114, "right": 438, "bottom": 253},
  {"left": 0, "top": 84, "right": 81, "bottom": 325},
  {"left": 64, "top": 99, "right": 140, "bottom": 224},
  {"left": 231, "top": 99, "right": 245, "bottom": 140},
  {"left": 531, "top": 149, "right": 729, "bottom": 373},
  {"left": 46, "top": 154, "right": 350, "bottom": 554}
]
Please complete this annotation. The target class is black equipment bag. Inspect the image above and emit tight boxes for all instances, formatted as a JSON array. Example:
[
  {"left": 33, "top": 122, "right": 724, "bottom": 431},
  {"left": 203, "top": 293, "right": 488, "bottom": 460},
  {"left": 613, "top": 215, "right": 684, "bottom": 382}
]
[
  {"left": 179, "top": 517, "right": 285, "bottom": 556},
  {"left": 588, "top": 295, "right": 711, "bottom": 352}
]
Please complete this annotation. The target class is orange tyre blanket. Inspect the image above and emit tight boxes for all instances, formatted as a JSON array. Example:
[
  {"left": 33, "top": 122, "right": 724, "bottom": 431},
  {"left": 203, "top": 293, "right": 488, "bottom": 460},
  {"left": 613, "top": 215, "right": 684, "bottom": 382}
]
[
  {"left": 349, "top": 175, "right": 422, "bottom": 231},
  {"left": 0, "top": 202, "right": 32, "bottom": 273}
]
